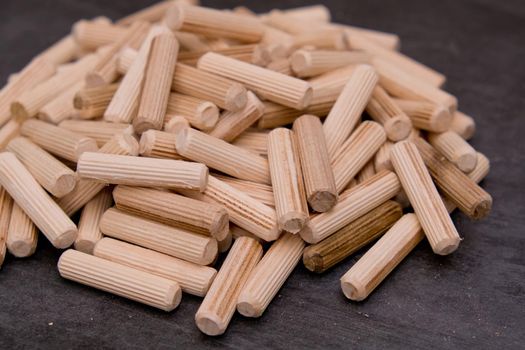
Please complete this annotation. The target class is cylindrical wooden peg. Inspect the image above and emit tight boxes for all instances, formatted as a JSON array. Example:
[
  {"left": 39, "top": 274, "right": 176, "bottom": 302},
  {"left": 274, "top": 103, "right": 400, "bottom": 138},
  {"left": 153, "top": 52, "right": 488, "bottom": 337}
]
[
  {"left": 450, "top": 111, "right": 476, "bottom": 140},
  {"left": 366, "top": 86, "right": 412, "bottom": 141},
  {"left": 139, "top": 130, "right": 182, "bottom": 159},
  {"left": 393, "top": 98, "right": 452, "bottom": 133},
  {"left": 59, "top": 120, "right": 132, "bottom": 147},
  {"left": 166, "top": 93, "right": 219, "bottom": 131},
  {"left": 291, "top": 50, "right": 370, "bottom": 78},
  {"left": 73, "top": 83, "right": 119, "bottom": 119},
  {"left": 428, "top": 131, "right": 478, "bottom": 173},
  {"left": 6, "top": 202, "right": 38, "bottom": 258}
]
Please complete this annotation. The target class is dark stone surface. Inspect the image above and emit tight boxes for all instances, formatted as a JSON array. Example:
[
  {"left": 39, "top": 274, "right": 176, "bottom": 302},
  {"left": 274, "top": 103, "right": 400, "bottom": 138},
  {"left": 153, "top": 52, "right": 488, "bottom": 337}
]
[{"left": 0, "top": 0, "right": 524, "bottom": 348}]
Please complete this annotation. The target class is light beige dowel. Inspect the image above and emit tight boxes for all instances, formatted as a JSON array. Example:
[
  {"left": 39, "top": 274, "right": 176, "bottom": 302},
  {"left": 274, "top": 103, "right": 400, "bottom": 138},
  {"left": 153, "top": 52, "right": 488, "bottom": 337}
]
[
  {"left": 104, "top": 26, "right": 171, "bottom": 123},
  {"left": 0, "top": 120, "right": 21, "bottom": 150},
  {"left": 373, "top": 58, "right": 457, "bottom": 113},
  {"left": 340, "top": 26, "right": 400, "bottom": 51},
  {"left": 291, "top": 50, "right": 369, "bottom": 78},
  {"left": 73, "top": 83, "right": 119, "bottom": 119},
  {"left": 37, "top": 35, "right": 77, "bottom": 65},
  {"left": 413, "top": 138, "right": 492, "bottom": 219},
  {"left": 181, "top": 176, "right": 280, "bottom": 242},
  {"left": 12, "top": 53, "right": 100, "bottom": 121},
  {"left": 450, "top": 111, "right": 476, "bottom": 140},
  {"left": 356, "top": 160, "right": 376, "bottom": 185},
  {"left": 94, "top": 237, "right": 217, "bottom": 297},
  {"left": 346, "top": 32, "right": 445, "bottom": 87},
  {"left": 261, "top": 10, "right": 324, "bottom": 34},
  {"left": 6, "top": 137, "right": 77, "bottom": 197},
  {"left": 323, "top": 64, "right": 378, "bottom": 157},
  {"left": 113, "top": 185, "right": 229, "bottom": 240},
  {"left": 58, "top": 249, "right": 181, "bottom": 311},
  {"left": 100, "top": 208, "right": 217, "bottom": 265},
  {"left": 374, "top": 141, "right": 394, "bottom": 172},
  {"left": 266, "top": 58, "right": 293, "bottom": 75},
  {"left": 214, "top": 175, "right": 275, "bottom": 207},
  {"left": 208, "top": 92, "right": 265, "bottom": 142},
  {"left": 135, "top": 33, "right": 179, "bottom": 134},
  {"left": 256, "top": 100, "right": 331, "bottom": 129},
  {"left": 293, "top": 115, "right": 337, "bottom": 212},
  {"left": 230, "top": 224, "right": 263, "bottom": 243},
  {"left": 299, "top": 170, "right": 401, "bottom": 244},
  {"left": 117, "top": 0, "right": 174, "bottom": 25},
  {"left": 21, "top": 119, "right": 98, "bottom": 162},
  {"left": 195, "top": 236, "right": 262, "bottom": 336},
  {"left": 74, "top": 187, "right": 113, "bottom": 254},
  {"left": 39, "top": 81, "right": 84, "bottom": 124},
  {"left": 340, "top": 213, "right": 424, "bottom": 301},
  {"left": 139, "top": 129, "right": 182, "bottom": 159},
  {"left": 57, "top": 133, "right": 139, "bottom": 216},
  {"left": 0, "top": 153, "right": 77, "bottom": 248},
  {"left": 166, "top": 93, "right": 219, "bottom": 131},
  {"left": 428, "top": 131, "right": 477, "bottom": 173},
  {"left": 237, "top": 232, "right": 304, "bottom": 317},
  {"left": 176, "top": 127, "right": 270, "bottom": 184},
  {"left": 59, "top": 120, "right": 132, "bottom": 147},
  {"left": 217, "top": 231, "right": 233, "bottom": 254},
  {"left": 281, "top": 5, "right": 331, "bottom": 22},
  {"left": 0, "top": 58, "right": 56, "bottom": 126},
  {"left": 6, "top": 202, "right": 38, "bottom": 258},
  {"left": 366, "top": 86, "right": 412, "bottom": 141},
  {"left": 393, "top": 98, "right": 452, "bottom": 133},
  {"left": 165, "top": 116, "right": 190, "bottom": 134},
  {"left": 73, "top": 20, "right": 126, "bottom": 50},
  {"left": 308, "top": 64, "right": 356, "bottom": 103},
  {"left": 290, "top": 29, "right": 347, "bottom": 51},
  {"left": 0, "top": 188, "right": 13, "bottom": 266},
  {"left": 267, "top": 128, "right": 308, "bottom": 233},
  {"left": 331, "top": 121, "right": 387, "bottom": 192},
  {"left": 77, "top": 152, "right": 207, "bottom": 191},
  {"left": 165, "top": 4, "right": 265, "bottom": 43},
  {"left": 390, "top": 141, "right": 460, "bottom": 255},
  {"left": 177, "top": 44, "right": 259, "bottom": 66},
  {"left": 172, "top": 31, "right": 212, "bottom": 52},
  {"left": 231, "top": 129, "right": 269, "bottom": 156},
  {"left": 197, "top": 53, "right": 313, "bottom": 110}
]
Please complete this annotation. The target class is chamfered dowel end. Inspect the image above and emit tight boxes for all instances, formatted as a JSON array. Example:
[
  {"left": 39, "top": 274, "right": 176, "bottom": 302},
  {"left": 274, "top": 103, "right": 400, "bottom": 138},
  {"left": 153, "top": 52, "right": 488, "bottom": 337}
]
[
  {"left": 10, "top": 102, "right": 30, "bottom": 121},
  {"left": 224, "top": 83, "right": 248, "bottom": 112},
  {"left": 53, "top": 172, "right": 78, "bottom": 198},
  {"left": 164, "top": 3, "right": 185, "bottom": 31},
  {"left": 8, "top": 240, "right": 37, "bottom": 258},
  {"left": 308, "top": 190, "right": 338, "bottom": 213},
  {"left": 202, "top": 238, "right": 219, "bottom": 266},
  {"left": 236, "top": 298, "right": 264, "bottom": 318},
  {"left": 209, "top": 209, "right": 230, "bottom": 242},
  {"left": 383, "top": 115, "right": 412, "bottom": 141},
  {"left": 433, "top": 236, "right": 461, "bottom": 256},
  {"left": 279, "top": 211, "right": 308, "bottom": 234},
  {"left": 74, "top": 239, "right": 96, "bottom": 255},
  {"left": 430, "top": 105, "right": 453, "bottom": 132},
  {"left": 340, "top": 278, "right": 367, "bottom": 301},
  {"left": 472, "top": 196, "right": 492, "bottom": 220},
  {"left": 195, "top": 311, "right": 226, "bottom": 336},
  {"left": 456, "top": 152, "right": 478, "bottom": 173},
  {"left": 53, "top": 228, "right": 78, "bottom": 249},
  {"left": 298, "top": 225, "right": 315, "bottom": 244},
  {"left": 302, "top": 250, "right": 324, "bottom": 273},
  {"left": 165, "top": 283, "right": 183, "bottom": 312},
  {"left": 114, "top": 133, "right": 140, "bottom": 156},
  {"left": 196, "top": 102, "right": 220, "bottom": 129}
]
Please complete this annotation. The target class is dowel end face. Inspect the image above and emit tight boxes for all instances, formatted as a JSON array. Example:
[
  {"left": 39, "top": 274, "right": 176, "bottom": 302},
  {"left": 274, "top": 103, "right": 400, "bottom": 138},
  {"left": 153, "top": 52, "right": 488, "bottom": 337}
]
[
  {"left": 138, "top": 130, "right": 158, "bottom": 156},
  {"left": 201, "top": 238, "right": 219, "bottom": 266},
  {"left": 209, "top": 209, "right": 230, "bottom": 241},
  {"left": 52, "top": 172, "right": 78, "bottom": 198},
  {"left": 75, "top": 138, "right": 99, "bottom": 161},
  {"left": 308, "top": 191, "right": 338, "bottom": 213},
  {"left": 74, "top": 239, "right": 96, "bottom": 255},
  {"left": 456, "top": 153, "right": 478, "bottom": 173},
  {"left": 302, "top": 250, "right": 324, "bottom": 273},
  {"left": 85, "top": 73, "right": 107, "bottom": 89},
  {"left": 472, "top": 196, "right": 493, "bottom": 220},
  {"left": 164, "top": 116, "right": 190, "bottom": 134},
  {"left": 196, "top": 102, "right": 220, "bottom": 130},
  {"left": 341, "top": 279, "right": 367, "bottom": 301},
  {"left": 117, "top": 133, "right": 140, "bottom": 156},
  {"left": 163, "top": 282, "right": 182, "bottom": 312},
  {"left": 10, "top": 102, "right": 29, "bottom": 121},
  {"left": 433, "top": 236, "right": 461, "bottom": 256},
  {"left": 298, "top": 224, "right": 317, "bottom": 244},
  {"left": 8, "top": 240, "right": 37, "bottom": 258},
  {"left": 195, "top": 311, "right": 227, "bottom": 336},
  {"left": 164, "top": 3, "right": 185, "bottom": 31},
  {"left": 224, "top": 84, "right": 248, "bottom": 112},
  {"left": 297, "top": 85, "right": 314, "bottom": 110},
  {"left": 53, "top": 227, "right": 78, "bottom": 249},
  {"left": 236, "top": 298, "right": 263, "bottom": 318},
  {"left": 279, "top": 211, "right": 308, "bottom": 234},
  {"left": 133, "top": 119, "right": 159, "bottom": 135},
  {"left": 430, "top": 106, "right": 453, "bottom": 133},
  {"left": 290, "top": 50, "right": 311, "bottom": 77},
  {"left": 384, "top": 115, "right": 412, "bottom": 142}
]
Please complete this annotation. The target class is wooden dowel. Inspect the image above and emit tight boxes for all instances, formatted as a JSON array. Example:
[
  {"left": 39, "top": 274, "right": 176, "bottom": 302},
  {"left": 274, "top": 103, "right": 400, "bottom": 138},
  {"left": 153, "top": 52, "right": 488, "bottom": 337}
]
[
  {"left": 231, "top": 129, "right": 268, "bottom": 156},
  {"left": 6, "top": 137, "right": 77, "bottom": 197},
  {"left": 309, "top": 64, "right": 356, "bottom": 102},
  {"left": 413, "top": 138, "right": 492, "bottom": 219},
  {"left": 59, "top": 120, "right": 132, "bottom": 147},
  {"left": 166, "top": 93, "right": 219, "bottom": 131},
  {"left": 266, "top": 58, "right": 292, "bottom": 76},
  {"left": 73, "top": 83, "right": 119, "bottom": 119},
  {"left": 303, "top": 201, "right": 402, "bottom": 273},
  {"left": 450, "top": 111, "right": 476, "bottom": 140},
  {"left": 56, "top": 133, "right": 139, "bottom": 216},
  {"left": 100, "top": 208, "right": 217, "bottom": 265},
  {"left": 197, "top": 52, "right": 313, "bottom": 110},
  {"left": 393, "top": 98, "right": 452, "bottom": 133},
  {"left": 208, "top": 92, "right": 265, "bottom": 142},
  {"left": 291, "top": 50, "right": 370, "bottom": 78},
  {"left": 390, "top": 141, "right": 460, "bottom": 255},
  {"left": 74, "top": 187, "right": 113, "bottom": 254},
  {"left": 291, "top": 29, "right": 347, "bottom": 51},
  {"left": 373, "top": 58, "right": 457, "bottom": 113},
  {"left": 104, "top": 26, "right": 171, "bottom": 123},
  {"left": 180, "top": 176, "right": 280, "bottom": 242},
  {"left": 214, "top": 175, "right": 275, "bottom": 207},
  {"left": 293, "top": 115, "right": 337, "bottom": 212},
  {"left": 165, "top": 4, "right": 265, "bottom": 43},
  {"left": 366, "top": 86, "right": 412, "bottom": 141},
  {"left": 38, "top": 81, "right": 84, "bottom": 124},
  {"left": 0, "top": 58, "right": 56, "bottom": 126},
  {"left": 176, "top": 127, "right": 270, "bottom": 184},
  {"left": 323, "top": 64, "right": 378, "bottom": 157},
  {"left": 331, "top": 121, "right": 387, "bottom": 192},
  {"left": 0, "top": 152, "right": 77, "bottom": 248},
  {"left": 135, "top": 33, "right": 179, "bottom": 134},
  {"left": 72, "top": 20, "right": 126, "bottom": 50},
  {"left": 256, "top": 99, "right": 332, "bottom": 129},
  {"left": 77, "top": 152, "right": 208, "bottom": 191},
  {"left": 340, "top": 26, "right": 400, "bottom": 51},
  {"left": 281, "top": 5, "right": 331, "bottom": 22},
  {"left": 262, "top": 10, "right": 325, "bottom": 34},
  {"left": 165, "top": 116, "right": 190, "bottom": 134},
  {"left": 355, "top": 160, "right": 376, "bottom": 185},
  {"left": 6, "top": 202, "right": 38, "bottom": 258},
  {"left": 195, "top": 237, "right": 262, "bottom": 336},
  {"left": 177, "top": 44, "right": 259, "bottom": 66},
  {"left": 94, "top": 237, "right": 217, "bottom": 297},
  {"left": 373, "top": 140, "right": 394, "bottom": 172},
  {"left": 217, "top": 231, "right": 233, "bottom": 253},
  {"left": 237, "top": 233, "right": 304, "bottom": 317},
  {"left": 299, "top": 170, "right": 401, "bottom": 244},
  {"left": 58, "top": 249, "right": 182, "bottom": 311},
  {"left": 172, "top": 31, "right": 212, "bottom": 52},
  {"left": 113, "top": 185, "right": 229, "bottom": 240},
  {"left": 117, "top": 0, "right": 174, "bottom": 25},
  {"left": 21, "top": 119, "right": 98, "bottom": 162},
  {"left": 0, "top": 188, "right": 13, "bottom": 266},
  {"left": 267, "top": 128, "right": 308, "bottom": 233},
  {"left": 37, "top": 35, "right": 77, "bottom": 65},
  {"left": 139, "top": 129, "right": 182, "bottom": 159},
  {"left": 230, "top": 224, "right": 263, "bottom": 243},
  {"left": 428, "top": 131, "right": 477, "bottom": 173},
  {"left": 0, "top": 120, "right": 21, "bottom": 150}
]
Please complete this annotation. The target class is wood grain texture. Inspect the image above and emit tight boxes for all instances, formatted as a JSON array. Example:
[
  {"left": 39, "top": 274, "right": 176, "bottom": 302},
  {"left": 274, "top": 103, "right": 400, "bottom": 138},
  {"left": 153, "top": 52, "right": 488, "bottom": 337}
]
[
  {"left": 59, "top": 120, "right": 132, "bottom": 147},
  {"left": 393, "top": 98, "right": 452, "bottom": 133},
  {"left": 6, "top": 202, "right": 38, "bottom": 258},
  {"left": 166, "top": 93, "right": 219, "bottom": 131},
  {"left": 366, "top": 86, "right": 412, "bottom": 141},
  {"left": 450, "top": 111, "right": 476, "bottom": 140},
  {"left": 428, "top": 131, "right": 478, "bottom": 173},
  {"left": 73, "top": 83, "right": 119, "bottom": 119}
]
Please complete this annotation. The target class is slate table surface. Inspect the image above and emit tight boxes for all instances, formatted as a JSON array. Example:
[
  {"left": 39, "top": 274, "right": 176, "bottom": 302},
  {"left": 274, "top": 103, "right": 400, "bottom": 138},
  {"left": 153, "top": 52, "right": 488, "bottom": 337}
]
[{"left": 0, "top": 0, "right": 524, "bottom": 348}]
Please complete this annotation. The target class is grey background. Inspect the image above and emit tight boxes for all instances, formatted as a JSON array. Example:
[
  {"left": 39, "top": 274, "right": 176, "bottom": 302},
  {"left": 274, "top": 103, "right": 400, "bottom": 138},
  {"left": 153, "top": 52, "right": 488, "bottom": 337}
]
[{"left": 0, "top": 0, "right": 524, "bottom": 348}]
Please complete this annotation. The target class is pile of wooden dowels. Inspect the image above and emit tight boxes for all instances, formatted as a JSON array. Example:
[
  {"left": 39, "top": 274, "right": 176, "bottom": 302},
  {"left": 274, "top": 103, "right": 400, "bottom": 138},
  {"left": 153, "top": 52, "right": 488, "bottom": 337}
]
[{"left": 0, "top": 0, "right": 492, "bottom": 336}]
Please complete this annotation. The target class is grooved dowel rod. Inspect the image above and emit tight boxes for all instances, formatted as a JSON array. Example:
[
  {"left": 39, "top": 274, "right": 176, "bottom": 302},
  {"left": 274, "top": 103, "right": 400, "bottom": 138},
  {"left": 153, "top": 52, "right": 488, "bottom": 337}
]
[
  {"left": 290, "top": 50, "right": 370, "bottom": 78},
  {"left": 6, "top": 202, "right": 38, "bottom": 258},
  {"left": 393, "top": 98, "right": 452, "bottom": 133},
  {"left": 0, "top": 120, "right": 21, "bottom": 150},
  {"left": 428, "top": 131, "right": 478, "bottom": 173},
  {"left": 214, "top": 175, "right": 275, "bottom": 207},
  {"left": 59, "top": 120, "right": 132, "bottom": 147},
  {"left": 166, "top": 93, "right": 219, "bottom": 131},
  {"left": 195, "top": 237, "right": 262, "bottom": 336},
  {"left": 366, "top": 86, "right": 412, "bottom": 141},
  {"left": 231, "top": 129, "right": 269, "bottom": 156},
  {"left": 73, "top": 83, "right": 119, "bottom": 119},
  {"left": 58, "top": 249, "right": 182, "bottom": 311},
  {"left": 0, "top": 188, "right": 13, "bottom": 266},
  {"left": 450, "top": 111, "right": 476, "bottom": 140},
  {"left": 139, "top": 130, "right": 182, "bottom": 159}
]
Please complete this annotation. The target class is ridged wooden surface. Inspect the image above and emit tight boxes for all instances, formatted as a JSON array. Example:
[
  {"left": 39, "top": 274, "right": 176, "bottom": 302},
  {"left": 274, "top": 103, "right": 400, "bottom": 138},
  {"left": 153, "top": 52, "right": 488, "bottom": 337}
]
[
  {"left": 37, "top": 35, "right": 76, "bottom": 65},
  {"left": 117, "top": 0, "right": 173, "bottom": 25},
  {"left": 323, "top": 64, "right": 378, "bottom": 157},
  {"left": 393, "top": 98, "right": 452, "bottom": 132},
  {"left": 59, "top": 120, "right": 131, "bottom": 147},
  {"left": 231, "top": 129, "right": 268, "bottom": 156},
  {"left": 390, "top": 141, "right": 460, "bottom": 255},
  {"left": 6, "top": 202, "right": 38, "bottom": 258},
  {"left": 237, "top": 233, "right": 304, "bottom": 317},
  {"left": 166, "top": 92, "right": 219, "bottom": 130},
  {"left": 0, "top": 153, "right": 77, "bottom": 248},
  {"left": 214, "top": 175, "right": 275, "bottom": 207},
  {"left": 177, "top": 44, "right": 258, "bottom": 66},
  {"left": 0, "top": 120, "right": 20, "bottom": 150},
  {"left": 38, "top": 80, "right": 83, "bottom": 124},
  {"left": 138, "top": 129, "right": 183, "bottom": 159},
  {"left": 450, "top": 111, "right": 476, "bottom": 140},
  {"left": 176, "top": 127, "right": 270, "bottom": 184},
  {"left": 195, "top": 237, "right": 262, "bottom": 336},
  {"left": 58, "top": 249, "right": 181, "bottom": 311},
  {"left": 374, "top": 140, "right": 394, "bottom": 172},
  {"left": 73, "top": 20, "right": 125, "bottom": 50},
  {"left": 94, "top": 238, "right": 217, "bottom": 297},
  {"left": 74, "top": 187, "right": 112, "bottom": 254},
  {"left": 164, "top": 116, "right": 190, "bottom": 134},
  {"left": 0, "top": 187, "right": 13, "bottom": 266},
  {"left": 74, "top": 83, "right": 118, "bottom": 118},
  {"left": 291, "top": 50, "right": 370, "bottom": 77},
  {"left": 428, "top": 131, "right": 478, "bottom": 173},
  {"left": 100, "top": 208, "right": 217, "bottom": 265}
]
